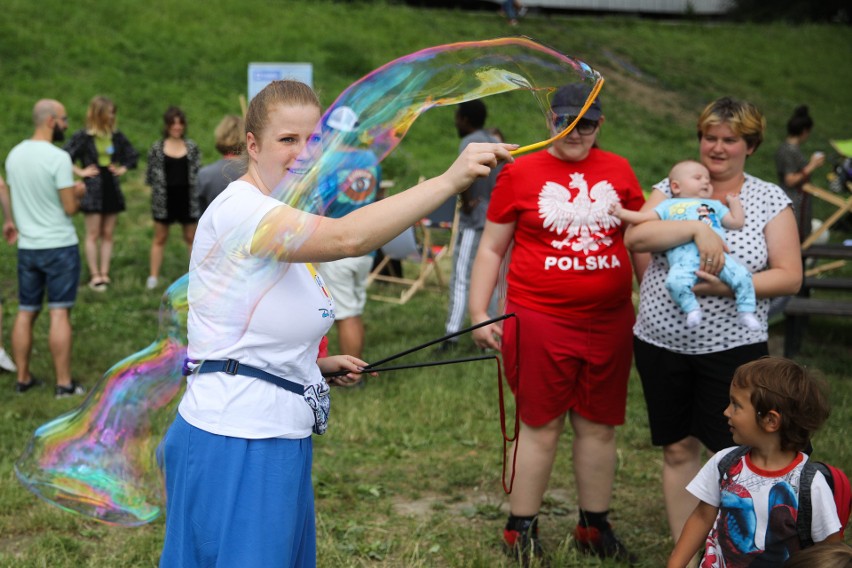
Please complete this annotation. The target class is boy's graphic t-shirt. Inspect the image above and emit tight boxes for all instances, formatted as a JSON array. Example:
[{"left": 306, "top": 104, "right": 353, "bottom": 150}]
[{"left": 688, "top": 447, "right": 841, "bottom": 566}]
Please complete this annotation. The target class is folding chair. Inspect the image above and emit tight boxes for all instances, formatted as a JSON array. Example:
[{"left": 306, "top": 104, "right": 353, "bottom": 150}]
[{"left": 367, "top": 182, "right": 459, "bottom": 304}]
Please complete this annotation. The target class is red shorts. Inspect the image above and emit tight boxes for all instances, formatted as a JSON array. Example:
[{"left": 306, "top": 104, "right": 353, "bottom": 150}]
[{"left": 501, "top": 299, "right": 634, "bottom": 427}]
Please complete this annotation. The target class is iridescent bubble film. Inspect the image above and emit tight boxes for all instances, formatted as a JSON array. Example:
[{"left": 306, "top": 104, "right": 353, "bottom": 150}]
[{"left": 16, "top": 37, "right": 601, "bottom": 525}]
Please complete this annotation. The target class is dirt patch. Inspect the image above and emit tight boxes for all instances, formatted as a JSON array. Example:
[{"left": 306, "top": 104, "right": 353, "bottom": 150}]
[
  {"left": 392, "top": 488, "right": 575, "bottom": 519},
  {"left": 595, "top": 58, "right": 695, "bottom": 124},
  {"left": 0, "top": 534, "right": 32, "bottom": 558}
]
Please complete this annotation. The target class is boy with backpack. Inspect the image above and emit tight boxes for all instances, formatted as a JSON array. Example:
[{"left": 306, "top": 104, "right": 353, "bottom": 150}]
[{"left": 668, "top": 356, "right": 845, "bottom": 567}]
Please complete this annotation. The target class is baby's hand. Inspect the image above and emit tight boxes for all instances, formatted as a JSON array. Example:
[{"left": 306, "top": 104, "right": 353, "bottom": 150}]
[
  {"left": 609, "top": 202, "right": 623, "bottom": 217},
  {"left": 725, "top": 193, "right": 740, "bottom": 205}
]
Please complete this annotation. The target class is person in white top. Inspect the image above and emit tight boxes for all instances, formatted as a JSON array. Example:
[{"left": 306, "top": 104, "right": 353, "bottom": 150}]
[
  {"left": 627, "top": 97, "right": 803, "bottom": 550},
  {"left": 158, "top": 79, "right": 516, "bottom": 568},
  {"left": 668, "top": 357, "right": 842, "bottom": 567}
]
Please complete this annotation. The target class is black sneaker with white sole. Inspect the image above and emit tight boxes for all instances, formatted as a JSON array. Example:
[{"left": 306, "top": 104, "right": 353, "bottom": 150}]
[{"left": 55, "top": 381, "right": 86, "bottom": 398}]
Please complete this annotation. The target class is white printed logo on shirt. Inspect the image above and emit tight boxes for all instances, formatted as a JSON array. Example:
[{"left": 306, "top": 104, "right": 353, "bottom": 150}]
[{"left": 537, "top": 173, "right": 621, "bottom": 254}]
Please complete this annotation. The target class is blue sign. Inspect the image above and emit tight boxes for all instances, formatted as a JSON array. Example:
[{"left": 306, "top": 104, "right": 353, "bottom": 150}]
[{"left": 247, "top": 63, "right": 313, "bottom": 100}]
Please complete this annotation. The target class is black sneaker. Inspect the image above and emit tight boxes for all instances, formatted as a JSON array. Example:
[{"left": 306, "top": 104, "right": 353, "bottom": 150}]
[
  {"left": 55, "top": 381, "right": 86, "bottom": 399},
  {"left": 573, "top": 523, "right": 637, "bottom": 565},
  {"left": 15, "top": 376, "right": 43, "bottom": 393},
  {"left": 503, "top": 517, "right": 545, "bottom": 567}
]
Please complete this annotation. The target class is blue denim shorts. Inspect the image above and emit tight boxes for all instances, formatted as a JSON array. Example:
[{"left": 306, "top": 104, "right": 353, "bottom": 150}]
[{"left": 18, "top": 245, "right": 81, "bottom": 311}]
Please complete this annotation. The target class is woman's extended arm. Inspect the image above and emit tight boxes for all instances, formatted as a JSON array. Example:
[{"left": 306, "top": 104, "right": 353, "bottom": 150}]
[
  {"left": 252, "top": 143, "right": 515, "bottom": 262},
  {"left": 470, "top": 220, "right": 515, "bottom": 350}
]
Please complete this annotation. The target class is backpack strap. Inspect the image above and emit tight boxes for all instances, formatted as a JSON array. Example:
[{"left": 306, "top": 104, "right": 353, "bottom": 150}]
[
  {"left": 717, "top": 445, "right": 751, "bottom": 482},
  {"left": 797, "top": 460, "right": 819, "bottom": 548}
]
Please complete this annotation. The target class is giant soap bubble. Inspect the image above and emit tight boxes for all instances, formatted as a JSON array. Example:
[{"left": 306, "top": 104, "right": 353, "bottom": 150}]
[{"left": 15, "top": 36, "right": 602, "bottom": 525}]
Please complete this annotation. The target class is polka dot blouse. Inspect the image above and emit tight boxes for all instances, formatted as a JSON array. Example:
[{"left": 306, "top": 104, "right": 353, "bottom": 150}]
[{"left": 633, "top": 173, "right": 791, "bottom": 354}]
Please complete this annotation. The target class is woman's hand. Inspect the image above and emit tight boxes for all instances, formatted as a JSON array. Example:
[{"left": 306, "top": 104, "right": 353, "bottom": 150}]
[
  {"left": 80, "top": 164, "right": 99, "bottom": 177},
  {"left": 109, "top": 164, "right": 128, "bottom": 177},
  {"left": 439, "top": 143, "right": 516, "bottom": 194},
  {"left": 318, "top": 354, "right": 375, "bottom": 387},
  {"left": 472, "top": 320, "right": 502, "bottom": 351},
  {"left": 693, "top": 222, "right": 727, "bottom": 277},
  {"left": 692, "top": 270, "right": 734, "bottom": 298},
  {"left": 806, "top": 151, "right": 826, "bottom": 174}
]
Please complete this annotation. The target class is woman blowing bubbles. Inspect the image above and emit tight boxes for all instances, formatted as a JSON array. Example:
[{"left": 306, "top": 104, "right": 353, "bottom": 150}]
[{"left": 158, "top": 80, "right": 515, "bottom": 568}]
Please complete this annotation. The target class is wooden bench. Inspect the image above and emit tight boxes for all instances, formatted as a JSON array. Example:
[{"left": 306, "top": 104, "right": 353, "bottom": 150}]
[
  {"left": 783, "top": 243, "right": 852, "bottom": 357},
  {"left": 800, "top": 243, "right": 852, "bottom": 261}
]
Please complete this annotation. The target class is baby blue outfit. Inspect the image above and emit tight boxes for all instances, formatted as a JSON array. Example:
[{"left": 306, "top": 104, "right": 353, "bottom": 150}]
[{"left": 655, "top": 198, "right": 756, "bottom": 315}]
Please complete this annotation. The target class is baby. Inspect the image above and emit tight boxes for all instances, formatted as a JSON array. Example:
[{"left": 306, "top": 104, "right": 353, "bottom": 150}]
[{"left": 614, "top": 160, "right": 759, "bottom": 330}]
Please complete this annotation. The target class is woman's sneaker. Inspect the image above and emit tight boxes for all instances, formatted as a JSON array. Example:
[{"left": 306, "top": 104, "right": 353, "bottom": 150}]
[
  {"left": 15, "top": 376, "right": 42, "bottom": 393},
  {"left": 573, "top": 523, "right": 637, "bottom": 565},
  {"left": 503, "top": 516, "right": 545, "bottom": 566},
  {"left": 55, "top": 381, "right": 86, "bottom": 398}
]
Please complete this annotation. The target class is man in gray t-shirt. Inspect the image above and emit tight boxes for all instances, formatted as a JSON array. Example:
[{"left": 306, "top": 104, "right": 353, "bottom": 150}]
[{"left": 437, "top": 100, "right": 501, "bottom": 352}]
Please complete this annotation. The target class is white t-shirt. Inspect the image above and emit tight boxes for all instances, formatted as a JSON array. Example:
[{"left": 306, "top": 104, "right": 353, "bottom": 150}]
[
  {"left": 179, "top": 180, "right": 335, "bottom": 439},
  {"left": 688, "top": 447, "right": 841, "bottom": 566},
  {"left": 634, "top": 174, "right": 791, "bottom": 354}
]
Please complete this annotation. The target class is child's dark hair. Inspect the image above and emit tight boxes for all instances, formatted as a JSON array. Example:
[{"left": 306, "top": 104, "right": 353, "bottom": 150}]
[{"left": 731, "top": 356, "right": 830, "bottom": 452}]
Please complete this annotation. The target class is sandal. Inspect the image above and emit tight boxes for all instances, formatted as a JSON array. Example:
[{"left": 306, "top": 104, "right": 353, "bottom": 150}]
[{"left": 88, "top": 276, "right": 107, "bottom": 292}]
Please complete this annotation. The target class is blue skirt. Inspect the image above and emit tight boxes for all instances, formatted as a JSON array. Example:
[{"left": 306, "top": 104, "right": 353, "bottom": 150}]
[{"left": 159, "top": 414, "right": 316, "bottom": 567}]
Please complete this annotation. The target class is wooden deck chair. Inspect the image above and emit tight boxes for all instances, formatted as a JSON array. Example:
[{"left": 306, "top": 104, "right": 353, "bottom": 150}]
[{"left": 367, "top": 181, "right": 459, "bottom": 304}]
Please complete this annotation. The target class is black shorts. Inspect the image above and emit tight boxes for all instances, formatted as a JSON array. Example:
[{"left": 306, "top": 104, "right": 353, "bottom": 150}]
[
  {"left": 153, "top": 215, "right": 198, "bottom": 226},
  {"left": 634, "top": 337, "right": 768, "bottom": 452}
]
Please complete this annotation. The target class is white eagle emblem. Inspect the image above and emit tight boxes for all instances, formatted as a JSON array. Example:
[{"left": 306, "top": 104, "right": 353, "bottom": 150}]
[{"left": 537, "top": 173, "right": 622, "bottom": 253}]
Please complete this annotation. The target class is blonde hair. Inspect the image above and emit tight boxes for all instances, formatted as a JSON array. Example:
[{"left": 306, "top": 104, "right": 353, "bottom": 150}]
[
  {"left": 244, "top": 80, "right": 320, "bottom": 148},
  {"left": 214, "top": 114, "right": 245, "bottom": 155},
  {"left": 697, "top": 96, "right": 766, "bottom": 151},
  {"left": 86, "top": 96, "right": 116, "bottom": 137}
]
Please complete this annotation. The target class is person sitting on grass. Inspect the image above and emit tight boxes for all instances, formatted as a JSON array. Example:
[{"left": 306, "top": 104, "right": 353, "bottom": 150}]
[
  {"left": 668, "top": 356, "right": 842, "bottom": 567},
  {"left": 613, "top": 159, "right": 759, "bottom": 330}
]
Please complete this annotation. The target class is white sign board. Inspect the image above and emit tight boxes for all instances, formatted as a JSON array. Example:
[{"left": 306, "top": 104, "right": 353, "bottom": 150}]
[{"left": 248, "top": 63, "right": 313, "bottom": 101}]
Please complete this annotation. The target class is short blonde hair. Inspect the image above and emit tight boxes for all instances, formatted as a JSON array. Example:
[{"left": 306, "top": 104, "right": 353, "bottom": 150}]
[
  {"left": 697, "top": 96, "right": 765, "bottom": 151},
  {"left": 214, "top": 114, "right": 245, "bottom": 155}
]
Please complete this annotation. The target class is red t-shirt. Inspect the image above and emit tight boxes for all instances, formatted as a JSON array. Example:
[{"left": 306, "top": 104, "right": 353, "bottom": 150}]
[{"left": 488, "top": 148, "right": 645, "bottom": 318}]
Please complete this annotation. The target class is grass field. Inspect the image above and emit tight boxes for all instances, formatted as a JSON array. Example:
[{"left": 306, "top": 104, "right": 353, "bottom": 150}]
[{"left": 0, "top": 1, "right": 850, "bottom": 566}]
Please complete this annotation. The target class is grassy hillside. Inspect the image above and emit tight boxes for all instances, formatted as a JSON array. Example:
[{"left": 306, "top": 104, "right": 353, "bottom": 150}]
[
  {"left": 0, "top": 1, "right": 850, "bottom": 566},
  {"left": 2, "top": 0, "right": 851, "bottom": 187}
]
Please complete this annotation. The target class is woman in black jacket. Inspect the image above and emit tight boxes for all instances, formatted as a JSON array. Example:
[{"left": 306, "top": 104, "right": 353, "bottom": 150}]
[{"left": 64, "top": 95, "right": 139, "bottom": 291}]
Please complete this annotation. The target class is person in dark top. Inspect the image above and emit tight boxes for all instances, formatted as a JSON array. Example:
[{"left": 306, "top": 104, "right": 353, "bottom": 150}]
[
  {"left": 197, "top": 114, "right": 244, "bottom": 215},
  {"left": 775, "top": 105, "right": 826, "bottom": 242},
  {"left": 64, "top": 95, "right": 138, "bottom": 291},
  {"left": 144, "top": 106, "right": 201, "bottom": 290}
]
